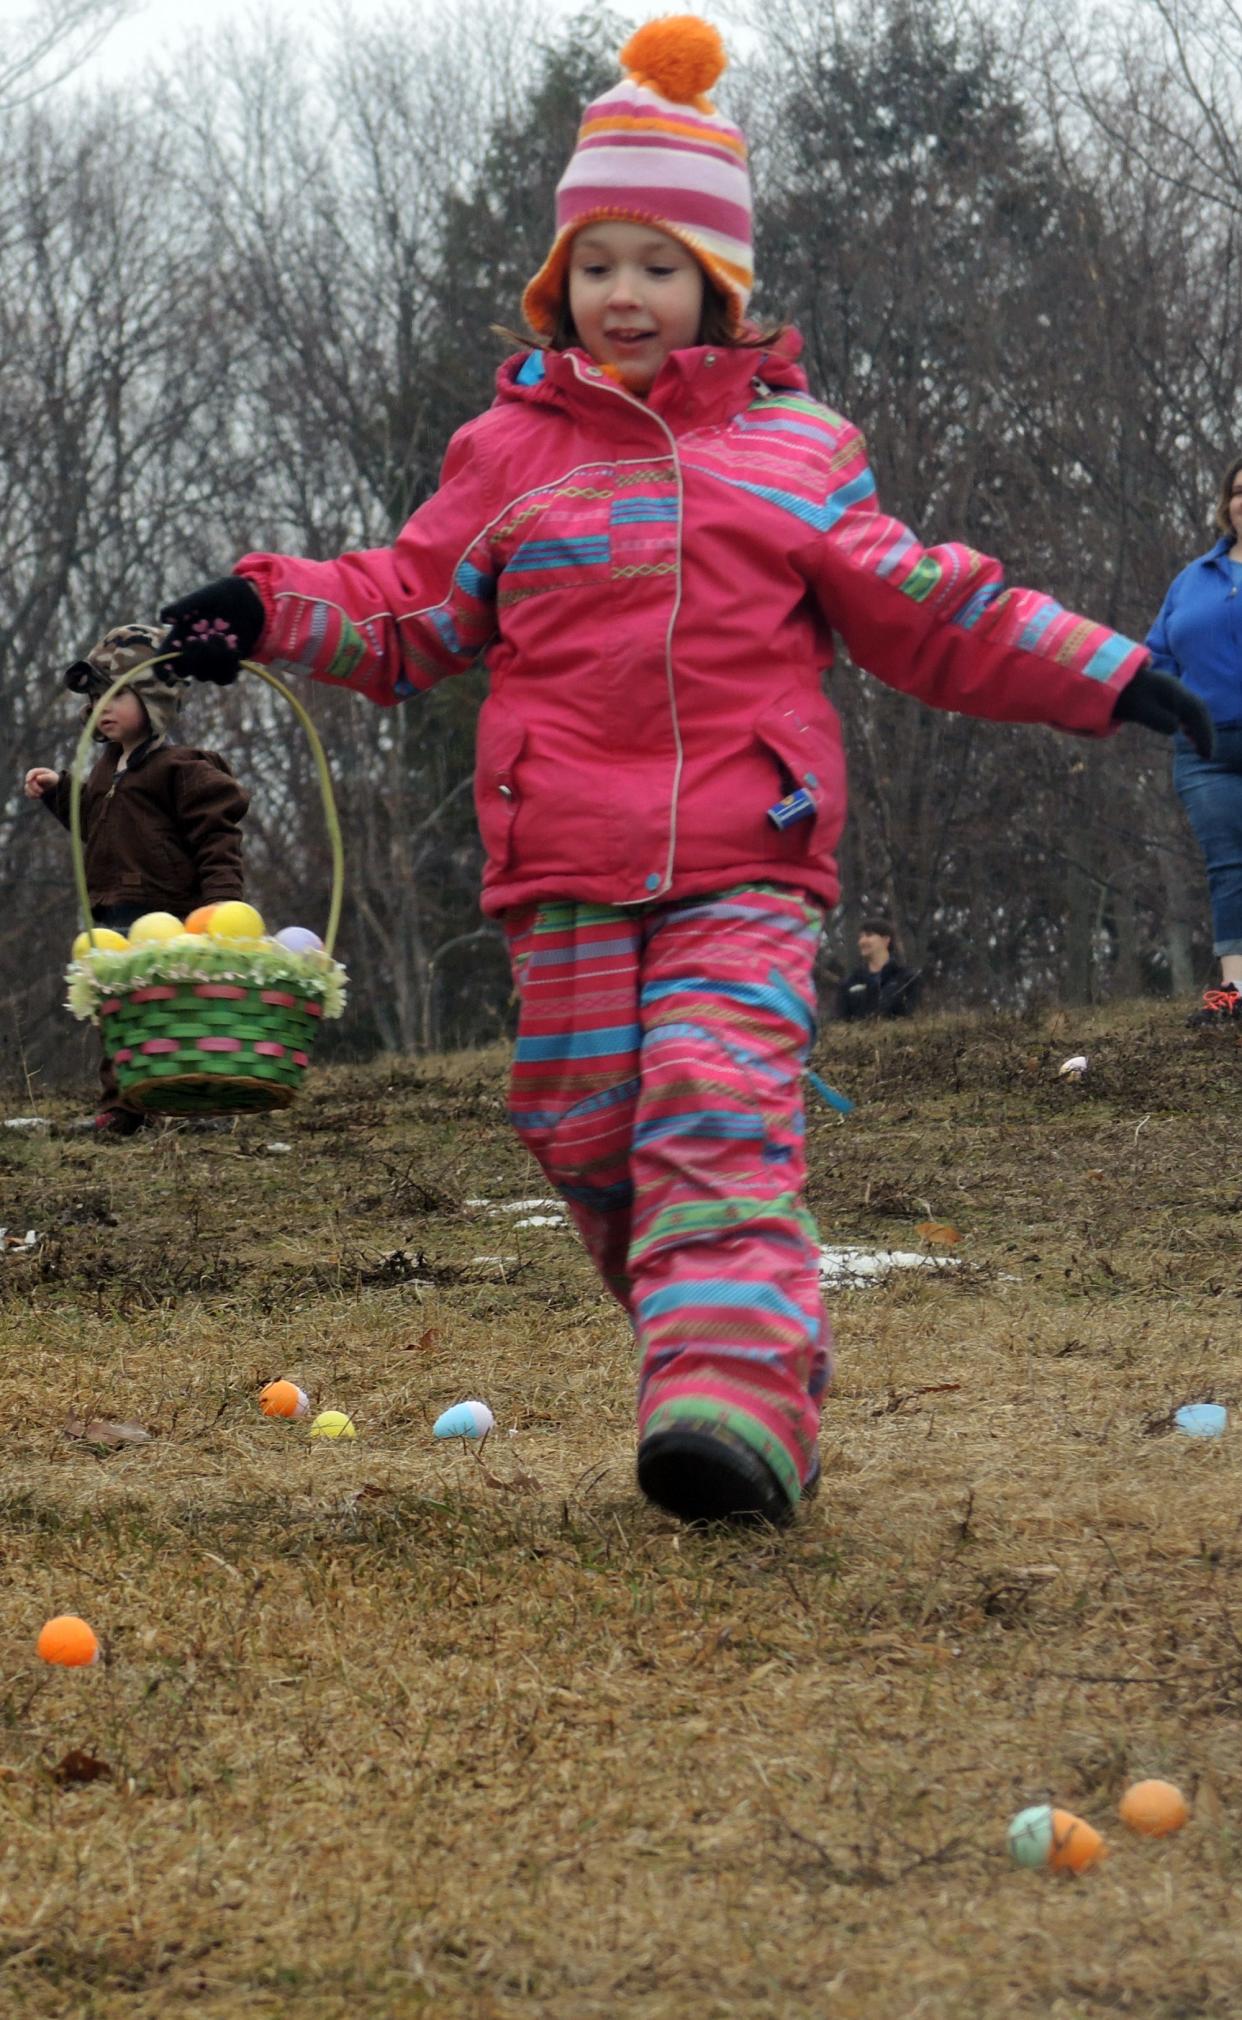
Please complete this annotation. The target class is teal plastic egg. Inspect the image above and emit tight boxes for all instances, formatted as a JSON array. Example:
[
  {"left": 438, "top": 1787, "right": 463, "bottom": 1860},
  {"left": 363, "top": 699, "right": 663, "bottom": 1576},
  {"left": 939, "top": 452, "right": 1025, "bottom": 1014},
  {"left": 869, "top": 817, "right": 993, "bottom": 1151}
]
[{"left": 1007, "top": 1805, "right": 1055, "bottom": 1868}]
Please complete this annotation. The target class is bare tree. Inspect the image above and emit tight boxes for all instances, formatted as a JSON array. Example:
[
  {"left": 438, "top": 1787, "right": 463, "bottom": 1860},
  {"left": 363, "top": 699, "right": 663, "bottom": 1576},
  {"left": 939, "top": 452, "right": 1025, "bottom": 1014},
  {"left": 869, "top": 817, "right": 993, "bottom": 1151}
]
[
  {"left": 0, "top": 0, "right": 134, "bottom": 108},
  {"left": 0, "top": 87, "right": 250, "bottom": 1080},
  {"left": 1044, "top": 0, "right": 1242, "bottom": 221},
  {"left": 749, "top": 0, "right": 1239, "bottom": 1003}
]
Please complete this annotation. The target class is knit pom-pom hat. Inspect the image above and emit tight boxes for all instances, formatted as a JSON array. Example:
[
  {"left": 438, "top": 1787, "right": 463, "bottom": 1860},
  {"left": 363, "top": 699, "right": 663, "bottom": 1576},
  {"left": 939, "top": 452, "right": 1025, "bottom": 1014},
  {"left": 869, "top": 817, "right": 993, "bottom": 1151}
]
[{"left": 521, "top": 15, "right": 753, "bottom": 340}]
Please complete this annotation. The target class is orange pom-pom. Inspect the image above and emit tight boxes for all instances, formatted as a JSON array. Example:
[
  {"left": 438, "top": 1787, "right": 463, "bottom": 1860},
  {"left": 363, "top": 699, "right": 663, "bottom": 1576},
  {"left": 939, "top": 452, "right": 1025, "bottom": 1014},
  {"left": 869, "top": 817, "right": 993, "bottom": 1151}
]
[
  {"left": 37, "top": 1615, "right": 100, "bottom": 1667},
  {"left": 620, "top": 16, "right": 727, "bottom": 108}
]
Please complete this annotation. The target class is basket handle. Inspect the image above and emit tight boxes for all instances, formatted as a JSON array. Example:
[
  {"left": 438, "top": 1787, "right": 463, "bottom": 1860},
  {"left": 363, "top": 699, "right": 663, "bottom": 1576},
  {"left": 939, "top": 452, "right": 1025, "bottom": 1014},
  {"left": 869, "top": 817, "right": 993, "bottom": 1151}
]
[{"left": 70, "top": 654, "right": 344, "bottom": 958}]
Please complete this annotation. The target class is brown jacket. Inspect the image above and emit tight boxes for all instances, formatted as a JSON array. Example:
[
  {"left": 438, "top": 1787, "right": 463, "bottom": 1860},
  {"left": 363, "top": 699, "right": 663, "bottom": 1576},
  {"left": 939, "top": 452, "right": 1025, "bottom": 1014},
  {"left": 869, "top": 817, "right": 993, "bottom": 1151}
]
[{"left": 45, "top": 736, "right": 248, "bottom": 913}]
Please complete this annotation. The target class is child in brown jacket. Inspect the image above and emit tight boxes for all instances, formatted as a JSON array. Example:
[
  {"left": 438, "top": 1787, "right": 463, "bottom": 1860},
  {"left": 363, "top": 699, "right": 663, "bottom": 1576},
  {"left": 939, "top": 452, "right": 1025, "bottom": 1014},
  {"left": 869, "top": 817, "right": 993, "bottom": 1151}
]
[{"left": 24, "top": 624, "right": 250, "bottom": 1136}]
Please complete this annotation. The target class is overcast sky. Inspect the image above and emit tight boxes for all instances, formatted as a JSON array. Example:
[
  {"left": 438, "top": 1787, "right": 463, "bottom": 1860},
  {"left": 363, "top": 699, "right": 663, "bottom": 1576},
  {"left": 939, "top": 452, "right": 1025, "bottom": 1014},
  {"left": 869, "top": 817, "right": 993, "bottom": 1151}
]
[
  {"left": 12, "top": 0, "right": 675, "bottom": 89},
  {"left": 99, "top": 0, "right": 277, "bottom": 73}
]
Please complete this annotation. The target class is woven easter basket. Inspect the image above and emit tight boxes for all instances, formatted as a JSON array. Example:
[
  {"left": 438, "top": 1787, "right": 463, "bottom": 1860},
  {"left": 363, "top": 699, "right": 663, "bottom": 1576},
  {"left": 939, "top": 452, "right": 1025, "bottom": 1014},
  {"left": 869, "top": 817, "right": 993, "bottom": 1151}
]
[{"left": 67, "top": 657, "right": 345, "bottom": 1116}]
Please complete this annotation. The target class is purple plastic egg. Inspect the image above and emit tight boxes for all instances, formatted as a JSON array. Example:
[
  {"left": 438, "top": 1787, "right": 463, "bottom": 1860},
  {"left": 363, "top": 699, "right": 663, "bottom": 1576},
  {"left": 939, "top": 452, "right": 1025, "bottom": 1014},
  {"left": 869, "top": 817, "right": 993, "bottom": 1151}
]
[{"left": 273, "top": 926, "right": 325, "bottom": 954}]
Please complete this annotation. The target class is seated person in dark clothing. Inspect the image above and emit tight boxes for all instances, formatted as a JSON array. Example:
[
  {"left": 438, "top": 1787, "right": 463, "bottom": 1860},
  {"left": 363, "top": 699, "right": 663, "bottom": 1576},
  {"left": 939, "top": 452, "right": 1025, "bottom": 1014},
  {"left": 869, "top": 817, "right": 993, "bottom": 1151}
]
[{"left": 837, "top": 917, "right": 921, "bottom": 1019}]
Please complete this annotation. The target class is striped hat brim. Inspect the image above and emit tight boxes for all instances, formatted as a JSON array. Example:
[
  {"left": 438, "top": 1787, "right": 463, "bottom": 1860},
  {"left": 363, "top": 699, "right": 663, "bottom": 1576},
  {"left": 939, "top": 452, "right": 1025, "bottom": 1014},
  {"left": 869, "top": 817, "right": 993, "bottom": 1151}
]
[{"left": 521, "top": 210, "right": 750, "bottom": 341}]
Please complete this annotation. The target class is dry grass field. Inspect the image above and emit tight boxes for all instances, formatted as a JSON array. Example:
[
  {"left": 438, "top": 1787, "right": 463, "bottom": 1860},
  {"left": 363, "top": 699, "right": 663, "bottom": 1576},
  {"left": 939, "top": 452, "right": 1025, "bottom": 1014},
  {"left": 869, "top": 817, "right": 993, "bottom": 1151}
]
[{"left": 1, "top": 1002, "right": 1241, "bottom": 2019}]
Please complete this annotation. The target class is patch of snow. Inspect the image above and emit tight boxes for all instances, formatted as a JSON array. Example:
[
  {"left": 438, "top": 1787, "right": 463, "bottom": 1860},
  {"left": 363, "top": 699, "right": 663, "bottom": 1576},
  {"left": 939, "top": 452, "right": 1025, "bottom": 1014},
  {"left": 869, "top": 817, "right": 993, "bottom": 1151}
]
[
  {"left": 819, "top": 1244, "right": 961, "bottom": 1288},
  {"left": 467, "top": 1197, "right": 563, "bottom": 1213}
]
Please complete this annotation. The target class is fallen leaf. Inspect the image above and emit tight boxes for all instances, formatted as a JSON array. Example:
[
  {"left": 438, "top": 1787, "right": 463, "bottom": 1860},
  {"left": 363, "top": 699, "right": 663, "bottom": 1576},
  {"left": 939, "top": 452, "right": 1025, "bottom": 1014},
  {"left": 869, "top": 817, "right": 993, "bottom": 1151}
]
[
  {"left": 473, "top": 1451, "right": 540, "bottom": 1493},
  {"left": 50, "top": 1749, "right": 112, "bottom": 1786},
  {"left": 915, "top": 1220, "right": 960, "bottom": 1247},
  {"left": 64, "top": 1417, "right": 154, "bottom": 1449},
  {"left": 339, "top": 1484, "right": 387, "bottom": 1510},
  {"left": 402, "top": 1328, "right": 439, "bottom": 1352}
]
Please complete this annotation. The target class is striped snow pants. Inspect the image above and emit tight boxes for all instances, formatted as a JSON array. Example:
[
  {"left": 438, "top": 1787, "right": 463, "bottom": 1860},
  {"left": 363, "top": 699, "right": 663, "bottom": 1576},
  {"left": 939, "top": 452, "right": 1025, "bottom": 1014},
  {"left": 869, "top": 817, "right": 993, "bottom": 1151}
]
[{"left": 503, "top": 884, "right": 832, "bottom": 1504}]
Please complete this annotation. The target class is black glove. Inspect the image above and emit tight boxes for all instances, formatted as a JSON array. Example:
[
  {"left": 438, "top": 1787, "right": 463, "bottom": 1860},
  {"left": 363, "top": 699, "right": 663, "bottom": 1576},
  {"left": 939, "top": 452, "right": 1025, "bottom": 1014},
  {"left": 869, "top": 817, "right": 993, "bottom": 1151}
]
[
  {"left": 1111, "top": 665, "right": 1214, "bottom": 760},
  {"left": 158, "top": 576, "right": 266, "bottom": 685}
]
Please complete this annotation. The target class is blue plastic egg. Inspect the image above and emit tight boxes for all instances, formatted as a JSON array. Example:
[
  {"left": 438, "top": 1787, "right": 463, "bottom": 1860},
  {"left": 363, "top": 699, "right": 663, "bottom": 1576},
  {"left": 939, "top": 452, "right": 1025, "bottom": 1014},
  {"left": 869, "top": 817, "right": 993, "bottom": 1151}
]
[
  {"left": 273, "top": 926, "right": 325, "bottom": 953},
  {"left": 1174, "top": 1402, "right": 1227, "bottom": 1439},
  {"left": 433, "top": 1400, "right": 495, "bottom": 1441}
]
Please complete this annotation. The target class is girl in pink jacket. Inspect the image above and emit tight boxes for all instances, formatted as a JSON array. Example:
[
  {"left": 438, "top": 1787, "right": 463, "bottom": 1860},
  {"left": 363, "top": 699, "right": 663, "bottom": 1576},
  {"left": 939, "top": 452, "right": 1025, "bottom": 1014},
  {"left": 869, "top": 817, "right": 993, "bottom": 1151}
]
[{"left": 159, "top": 16, "right": 1209, "bottom": 1527}]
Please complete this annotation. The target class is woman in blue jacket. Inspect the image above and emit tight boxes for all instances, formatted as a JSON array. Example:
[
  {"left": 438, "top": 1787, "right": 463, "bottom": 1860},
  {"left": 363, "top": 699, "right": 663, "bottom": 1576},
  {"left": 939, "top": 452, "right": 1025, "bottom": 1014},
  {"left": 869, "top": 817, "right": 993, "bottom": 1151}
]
[{"left": 1148, "top": 454, "right": 1242, "bottom": 1023}]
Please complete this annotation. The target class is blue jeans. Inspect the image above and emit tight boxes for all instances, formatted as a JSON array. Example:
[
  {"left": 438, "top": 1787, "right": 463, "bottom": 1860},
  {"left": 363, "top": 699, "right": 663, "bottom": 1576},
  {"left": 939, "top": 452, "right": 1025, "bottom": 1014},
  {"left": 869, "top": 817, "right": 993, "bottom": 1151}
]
[{"left": 1174, "top": 726, "right": 1242, "bottom": 956}]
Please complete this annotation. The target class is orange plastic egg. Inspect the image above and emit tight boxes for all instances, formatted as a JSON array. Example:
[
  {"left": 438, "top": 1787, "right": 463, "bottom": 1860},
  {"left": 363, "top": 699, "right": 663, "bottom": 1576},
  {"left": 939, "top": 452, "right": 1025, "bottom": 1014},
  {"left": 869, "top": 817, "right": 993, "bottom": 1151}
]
[
  {"left": 184, "top": 905, "right": 220, "bottom": 934},
  {"left": 259, "top": 1380, "right": 310, "bottom": 1421},
  {"left": 1119, "top": 1780, "right": 1190, "bottom": 1837},
  {"left": 1047, "top": 1809, "right": 1108, "bottom": 1872},
  {"left": 37, "top": 1615, "right": 100, "bottom": 1667}
]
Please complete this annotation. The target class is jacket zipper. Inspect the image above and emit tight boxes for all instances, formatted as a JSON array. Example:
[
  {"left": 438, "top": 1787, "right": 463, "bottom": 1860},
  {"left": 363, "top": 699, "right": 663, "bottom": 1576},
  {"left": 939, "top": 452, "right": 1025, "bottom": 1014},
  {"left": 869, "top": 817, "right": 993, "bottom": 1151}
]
[
  {"left": 98, "top": 735, "right": 159, "bottom": 816},
  {"left": 569, "top": 355, "right": 685, "bottom": 902}
]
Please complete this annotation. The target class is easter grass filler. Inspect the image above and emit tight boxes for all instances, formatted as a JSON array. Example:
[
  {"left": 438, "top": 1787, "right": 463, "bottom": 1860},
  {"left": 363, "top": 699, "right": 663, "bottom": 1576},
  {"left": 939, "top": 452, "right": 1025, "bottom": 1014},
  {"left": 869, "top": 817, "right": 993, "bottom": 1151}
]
[{"left": 65, "top": 937, "right": 347, "bottom": 1023}]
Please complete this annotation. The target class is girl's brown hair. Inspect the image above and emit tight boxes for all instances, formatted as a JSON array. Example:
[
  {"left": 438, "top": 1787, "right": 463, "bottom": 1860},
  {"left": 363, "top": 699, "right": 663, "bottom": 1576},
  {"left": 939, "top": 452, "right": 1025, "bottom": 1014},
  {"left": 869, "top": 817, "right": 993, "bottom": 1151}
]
[{"left": 1215, "top": 454, "right": 1242, "bottom": 537}]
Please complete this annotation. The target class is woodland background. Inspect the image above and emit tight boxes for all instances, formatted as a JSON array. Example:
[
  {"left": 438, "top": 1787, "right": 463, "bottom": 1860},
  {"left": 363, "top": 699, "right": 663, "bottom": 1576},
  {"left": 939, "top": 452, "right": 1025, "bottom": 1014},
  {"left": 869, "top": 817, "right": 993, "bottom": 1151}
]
[{"left": 4, "top": 0, "right": 1242, "bottom": 1078}]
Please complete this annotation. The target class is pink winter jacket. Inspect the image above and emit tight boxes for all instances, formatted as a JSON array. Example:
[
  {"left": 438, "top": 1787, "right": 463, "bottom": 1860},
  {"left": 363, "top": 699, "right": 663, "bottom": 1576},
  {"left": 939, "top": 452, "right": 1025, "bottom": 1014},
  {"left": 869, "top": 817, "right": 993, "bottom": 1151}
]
[{"left": 236, "top": 334, "right": 1148, "bottom": 916}]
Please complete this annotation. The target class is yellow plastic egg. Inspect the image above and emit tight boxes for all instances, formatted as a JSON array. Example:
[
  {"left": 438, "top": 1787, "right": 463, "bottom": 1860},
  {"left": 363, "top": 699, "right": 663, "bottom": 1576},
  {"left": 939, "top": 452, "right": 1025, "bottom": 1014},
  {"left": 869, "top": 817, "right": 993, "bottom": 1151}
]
[
  {"left": 72, "top": 928, "right": 129, "bottom": 957},
  {"left": 310, "top": 1410, "right": 356, "bottom": 1441},
  {"left": 206, "top": 901, "right": 265, "bottom": 941},
  {"left": 128, "top": 912, "right": 185, "bottom": 945}
]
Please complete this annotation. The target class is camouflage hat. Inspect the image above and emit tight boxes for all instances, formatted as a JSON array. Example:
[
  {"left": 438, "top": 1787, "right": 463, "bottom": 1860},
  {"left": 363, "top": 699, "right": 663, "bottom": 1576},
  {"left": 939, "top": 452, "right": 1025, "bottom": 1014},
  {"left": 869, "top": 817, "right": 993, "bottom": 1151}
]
[{"left": 64, "top": 623, "right": 182, "bottom": 739}]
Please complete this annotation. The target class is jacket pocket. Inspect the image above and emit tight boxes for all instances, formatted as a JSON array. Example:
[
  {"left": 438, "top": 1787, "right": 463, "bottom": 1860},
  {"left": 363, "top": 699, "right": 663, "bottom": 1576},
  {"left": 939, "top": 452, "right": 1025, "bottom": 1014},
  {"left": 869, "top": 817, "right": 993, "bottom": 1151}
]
[
  {"left": 474, "top": 700, "right": 526, "bottom": 873},
  {"left": 753, "top": 691, "right": 846, "bottom": 845}
]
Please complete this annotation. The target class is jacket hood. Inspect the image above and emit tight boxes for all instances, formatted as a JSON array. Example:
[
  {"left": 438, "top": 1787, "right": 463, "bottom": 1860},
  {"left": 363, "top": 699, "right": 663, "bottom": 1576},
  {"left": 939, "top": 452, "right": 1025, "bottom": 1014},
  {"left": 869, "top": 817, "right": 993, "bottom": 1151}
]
[{"left": 494, "top": 327, "right": 809, "bottom": 425}]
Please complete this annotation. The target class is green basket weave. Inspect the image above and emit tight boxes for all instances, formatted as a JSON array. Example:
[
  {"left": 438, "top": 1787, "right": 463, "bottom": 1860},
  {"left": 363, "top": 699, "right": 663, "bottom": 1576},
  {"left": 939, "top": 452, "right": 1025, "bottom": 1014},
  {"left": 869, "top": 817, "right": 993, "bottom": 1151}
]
[{"left": 70, "top": 656, "right": 344, "bottom": 1117}]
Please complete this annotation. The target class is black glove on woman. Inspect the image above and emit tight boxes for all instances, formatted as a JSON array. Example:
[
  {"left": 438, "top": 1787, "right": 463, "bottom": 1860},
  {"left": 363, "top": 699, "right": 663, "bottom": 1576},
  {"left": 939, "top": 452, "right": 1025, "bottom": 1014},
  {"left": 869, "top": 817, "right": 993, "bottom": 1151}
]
[
  {"left": 1111, "top": 665, "right": 1214, "bottom": 760},
  {"left": 158, "top": 576, "right": 266, "bottom": 685}
]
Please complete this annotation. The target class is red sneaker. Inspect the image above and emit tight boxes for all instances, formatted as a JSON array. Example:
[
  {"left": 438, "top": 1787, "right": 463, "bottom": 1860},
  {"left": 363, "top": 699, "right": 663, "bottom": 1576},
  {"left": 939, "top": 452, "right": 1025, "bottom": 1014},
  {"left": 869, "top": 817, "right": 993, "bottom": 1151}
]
[
  {"left": 91, "top": 1108, "right": 147, "bottom": 1138},
  {"left": 1187, "top": 984, "right": 1241, "bottom": 1028}
]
